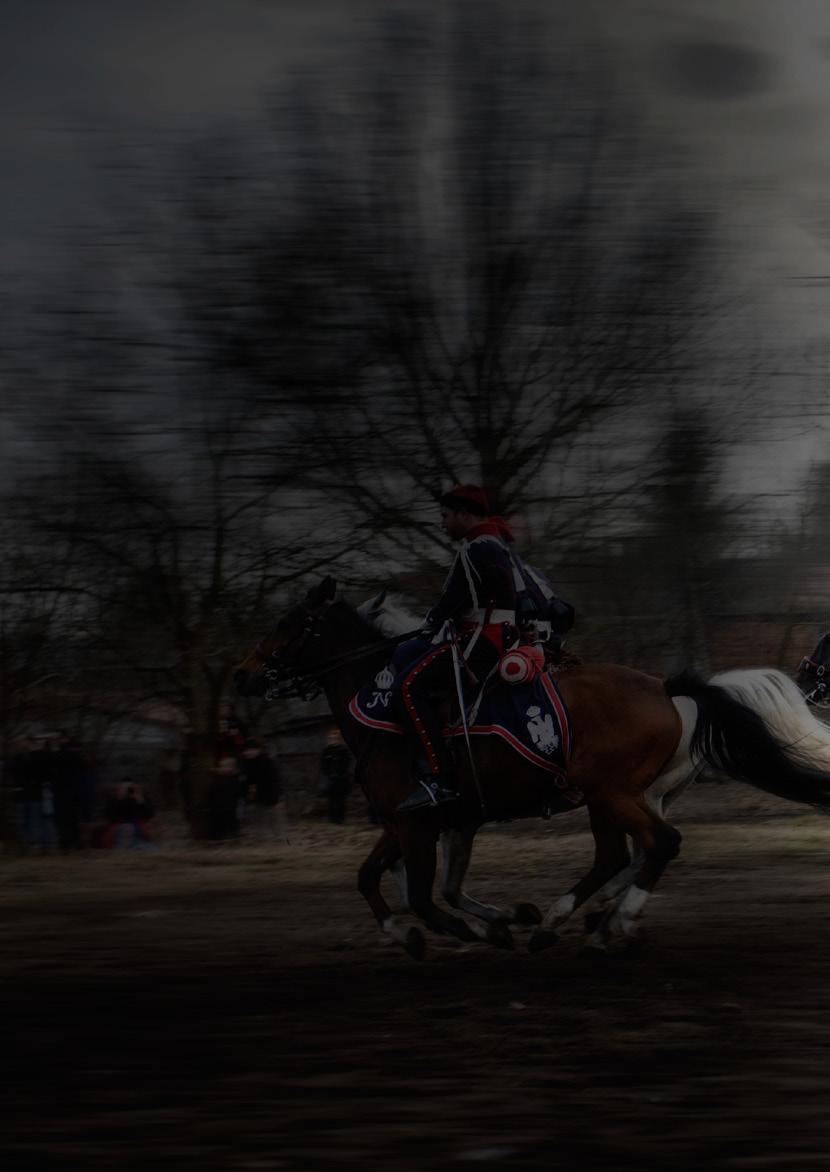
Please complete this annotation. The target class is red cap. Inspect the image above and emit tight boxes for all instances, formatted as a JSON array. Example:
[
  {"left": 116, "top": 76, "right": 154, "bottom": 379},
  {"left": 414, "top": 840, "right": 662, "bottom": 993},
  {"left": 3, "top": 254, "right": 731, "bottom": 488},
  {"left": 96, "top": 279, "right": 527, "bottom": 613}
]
[{"left": 439, "top": 484, "right": 489, "bottom": 516}]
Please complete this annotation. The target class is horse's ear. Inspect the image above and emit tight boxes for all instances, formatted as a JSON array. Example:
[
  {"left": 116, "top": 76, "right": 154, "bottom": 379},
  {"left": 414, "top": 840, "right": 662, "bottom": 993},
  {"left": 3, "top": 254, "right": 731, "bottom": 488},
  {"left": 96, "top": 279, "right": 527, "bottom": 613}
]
[{"left": 307, "top": 576, "right": 337, "bottom": 607}]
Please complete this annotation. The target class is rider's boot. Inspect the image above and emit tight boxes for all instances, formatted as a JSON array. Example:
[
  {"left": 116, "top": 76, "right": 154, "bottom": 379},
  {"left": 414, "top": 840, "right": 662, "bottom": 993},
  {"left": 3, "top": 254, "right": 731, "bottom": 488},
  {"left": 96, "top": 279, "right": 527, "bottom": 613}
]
[
  {"left": 397, "top": 772, "right": 459, "bottom": 812},
  {"left": 397, "top": 745, "right": 459, "bottom": 812}
]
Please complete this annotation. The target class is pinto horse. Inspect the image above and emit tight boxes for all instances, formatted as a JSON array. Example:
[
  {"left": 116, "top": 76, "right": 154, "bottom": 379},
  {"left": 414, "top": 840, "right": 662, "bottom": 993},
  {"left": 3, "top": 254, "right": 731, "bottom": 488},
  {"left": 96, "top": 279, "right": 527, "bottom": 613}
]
[{"left": 235, "top": 577, "right": 830, "bottom": 959}]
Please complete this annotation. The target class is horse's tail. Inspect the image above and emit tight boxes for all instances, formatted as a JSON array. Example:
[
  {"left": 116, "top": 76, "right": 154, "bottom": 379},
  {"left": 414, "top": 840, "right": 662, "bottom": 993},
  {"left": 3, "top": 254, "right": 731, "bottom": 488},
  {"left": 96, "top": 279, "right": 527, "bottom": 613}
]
[{"left": 665, "top": 668, "right": 830, "bottom": 810}]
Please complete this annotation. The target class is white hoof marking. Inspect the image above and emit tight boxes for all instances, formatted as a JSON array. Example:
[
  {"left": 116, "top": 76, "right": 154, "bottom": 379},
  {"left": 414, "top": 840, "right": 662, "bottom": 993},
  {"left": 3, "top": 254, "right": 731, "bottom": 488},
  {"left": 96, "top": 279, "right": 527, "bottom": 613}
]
[
  {"left": 542, "top": 892, "right": 576, "bottom": 930},
  {"left": 382, "top": 916, "right": 412, "bottom": 945}
]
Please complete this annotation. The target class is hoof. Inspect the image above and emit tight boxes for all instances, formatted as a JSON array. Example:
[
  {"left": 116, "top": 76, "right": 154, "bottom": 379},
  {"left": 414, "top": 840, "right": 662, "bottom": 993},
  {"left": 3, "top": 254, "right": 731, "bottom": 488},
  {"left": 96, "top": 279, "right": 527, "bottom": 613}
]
[
  {"left": 527, "top": 929, "right": 559, "bottom": 954},
  {"left": 614, "top": 928, "right": 647, "bottom": 954},
  {"left": 511, "top": 902, "right": 543, "bottom": 926},
  {"left": 404, "top": 928, "right": 426, "bottom": 961},
  {"left": 486, "top": 923, "right": 515, "bottom": 951},
  {"left": 583, "top": 927, "right": 645, "bottom": 957},
  {"left": 454, "top": 919, "right": 479, "bottom": 943},
  {"left": 580, "top": 933, "right": 608, "bottom": 955}
]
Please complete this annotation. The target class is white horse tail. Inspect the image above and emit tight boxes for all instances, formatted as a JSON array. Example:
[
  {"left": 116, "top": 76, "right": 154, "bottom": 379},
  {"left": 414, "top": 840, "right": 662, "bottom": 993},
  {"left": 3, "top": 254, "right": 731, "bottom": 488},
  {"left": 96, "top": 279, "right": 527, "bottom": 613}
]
[
  {"left": 710, "top": 667, "right": 830, "bottom": 773},
  {"left": 665, "top": 669, "right": 830, "bottom": 810}
]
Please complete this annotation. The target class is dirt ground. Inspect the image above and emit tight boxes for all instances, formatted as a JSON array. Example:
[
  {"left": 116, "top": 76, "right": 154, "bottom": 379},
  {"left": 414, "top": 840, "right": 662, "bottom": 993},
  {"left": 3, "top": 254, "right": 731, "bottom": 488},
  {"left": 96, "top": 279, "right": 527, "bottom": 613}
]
[{"left": 6, "top": 782, "right": 830, "bottom": 1172}]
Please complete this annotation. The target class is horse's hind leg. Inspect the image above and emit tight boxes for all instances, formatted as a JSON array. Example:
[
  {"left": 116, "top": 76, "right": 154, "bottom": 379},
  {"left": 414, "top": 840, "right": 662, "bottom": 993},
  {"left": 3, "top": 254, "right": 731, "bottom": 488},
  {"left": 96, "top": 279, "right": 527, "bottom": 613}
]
[
  {"left": 580, "top": 779, "right": 688, "bottom": 930},
  {"left": 529, "top": 803, "right": 631, "bottom": 952},
  {"left": 358, "top": 828, "right": 424, "bottom": 960},
  {"left": 585, "top": 798, "right": 682, "bottom": 950},
  {"left": 583, "top": 764, "right": 699, "bottom": 938}
]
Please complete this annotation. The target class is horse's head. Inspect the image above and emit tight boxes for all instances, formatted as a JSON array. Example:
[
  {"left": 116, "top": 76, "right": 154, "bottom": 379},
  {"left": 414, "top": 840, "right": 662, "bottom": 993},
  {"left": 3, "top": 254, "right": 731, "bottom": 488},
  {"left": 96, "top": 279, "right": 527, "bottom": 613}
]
[
  {"left": 234, "top": 576, "right": 338, "bottom": 700},
  {"left": 797, "top": 632, "right": 830, "bottom": 707}
]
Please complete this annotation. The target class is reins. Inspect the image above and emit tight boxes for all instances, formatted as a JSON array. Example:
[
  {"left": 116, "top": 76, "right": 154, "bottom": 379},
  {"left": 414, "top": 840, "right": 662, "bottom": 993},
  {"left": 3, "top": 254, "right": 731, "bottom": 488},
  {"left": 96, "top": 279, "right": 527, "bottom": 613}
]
[
  {"left": 307, "top": 629, "right": 422, "bottom": 678},
  {"left": 262, "top": 621, "right": 422, "bottom": 701}
]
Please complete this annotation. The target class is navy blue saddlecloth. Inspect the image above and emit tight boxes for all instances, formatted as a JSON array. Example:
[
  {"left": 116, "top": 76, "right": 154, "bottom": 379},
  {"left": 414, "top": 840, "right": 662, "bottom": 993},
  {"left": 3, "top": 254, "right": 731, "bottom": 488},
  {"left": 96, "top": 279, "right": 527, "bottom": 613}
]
[{"left": 349, "top": 664, "right": 579, "bottom": 805}]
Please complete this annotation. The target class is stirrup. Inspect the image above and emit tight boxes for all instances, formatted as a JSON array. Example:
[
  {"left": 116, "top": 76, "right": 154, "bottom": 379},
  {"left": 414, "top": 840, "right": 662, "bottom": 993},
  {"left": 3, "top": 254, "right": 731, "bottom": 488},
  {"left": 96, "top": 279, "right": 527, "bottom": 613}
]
[{"left": 397, "top": 778, "right": 459, "bottom": 812}]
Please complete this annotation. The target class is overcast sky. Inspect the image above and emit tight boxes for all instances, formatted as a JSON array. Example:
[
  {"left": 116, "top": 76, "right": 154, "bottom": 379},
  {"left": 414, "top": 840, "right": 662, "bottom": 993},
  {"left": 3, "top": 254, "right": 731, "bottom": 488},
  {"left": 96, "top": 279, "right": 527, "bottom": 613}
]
[
  {"left": 3, "top": 0, "right": 830, "bottom": 498},
  {"left": 4, "top": 1, "right": 830, "bottom": 278}
]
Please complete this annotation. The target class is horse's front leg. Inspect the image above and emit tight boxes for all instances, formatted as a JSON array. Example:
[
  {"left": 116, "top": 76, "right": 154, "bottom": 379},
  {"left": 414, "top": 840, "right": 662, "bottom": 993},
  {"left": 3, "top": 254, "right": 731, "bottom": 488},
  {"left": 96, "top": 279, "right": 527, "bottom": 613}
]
[
  {"left": 397, "top": 816, "right": 483, "bottom": 946},
  {"left": 529, "top": 802, "right": 631, "bottom": 953},
  {"left": 357, "top": 828, "right": 424, "bottom": 960},
  {"left": 439, "top": 827, "right": 541, "bottom": 949}
]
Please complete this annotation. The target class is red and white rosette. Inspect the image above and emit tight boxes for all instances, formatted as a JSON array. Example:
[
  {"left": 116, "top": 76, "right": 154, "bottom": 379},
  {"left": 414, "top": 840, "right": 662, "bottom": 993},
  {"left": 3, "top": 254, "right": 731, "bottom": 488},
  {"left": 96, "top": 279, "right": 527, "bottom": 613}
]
[{"left": 498, "top": 645, "right": 545, "bottom": 685}]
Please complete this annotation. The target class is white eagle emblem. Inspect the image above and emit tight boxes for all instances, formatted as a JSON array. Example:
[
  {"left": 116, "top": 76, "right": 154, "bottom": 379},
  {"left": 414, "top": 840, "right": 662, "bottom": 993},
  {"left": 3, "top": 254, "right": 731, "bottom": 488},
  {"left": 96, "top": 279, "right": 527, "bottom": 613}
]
[{"left": 526, "top": 705, "right": 559, "bottom": 755}]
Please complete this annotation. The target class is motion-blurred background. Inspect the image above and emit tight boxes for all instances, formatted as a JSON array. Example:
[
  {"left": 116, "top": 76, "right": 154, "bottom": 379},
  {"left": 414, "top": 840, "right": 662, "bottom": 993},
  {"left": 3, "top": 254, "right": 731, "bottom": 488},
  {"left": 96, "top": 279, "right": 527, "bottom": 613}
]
[{"left": 3, "top": 0, "right": 830, "bottom": 836}]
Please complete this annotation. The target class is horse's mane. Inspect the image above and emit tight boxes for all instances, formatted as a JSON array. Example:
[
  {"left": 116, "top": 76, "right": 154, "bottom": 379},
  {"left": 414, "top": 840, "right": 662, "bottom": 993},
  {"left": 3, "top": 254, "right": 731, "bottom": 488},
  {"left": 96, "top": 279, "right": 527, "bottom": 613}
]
[{"left": 356, "top": 593, "right": 421, "bottom": 638}]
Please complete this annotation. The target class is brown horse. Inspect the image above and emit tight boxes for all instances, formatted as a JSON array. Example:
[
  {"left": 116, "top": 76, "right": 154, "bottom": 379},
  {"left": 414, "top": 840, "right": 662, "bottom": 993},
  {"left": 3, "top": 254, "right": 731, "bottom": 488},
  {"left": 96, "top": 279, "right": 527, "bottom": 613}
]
[{"left": 235, "top": 577, "right": 830, "bottom": 959}]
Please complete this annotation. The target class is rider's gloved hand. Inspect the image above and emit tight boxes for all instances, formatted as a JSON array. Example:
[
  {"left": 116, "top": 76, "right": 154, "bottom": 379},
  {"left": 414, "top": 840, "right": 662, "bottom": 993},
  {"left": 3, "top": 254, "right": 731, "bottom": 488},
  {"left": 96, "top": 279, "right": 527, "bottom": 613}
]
[{"left": 421, "top": 608, "right": 443, "bottom": 638}]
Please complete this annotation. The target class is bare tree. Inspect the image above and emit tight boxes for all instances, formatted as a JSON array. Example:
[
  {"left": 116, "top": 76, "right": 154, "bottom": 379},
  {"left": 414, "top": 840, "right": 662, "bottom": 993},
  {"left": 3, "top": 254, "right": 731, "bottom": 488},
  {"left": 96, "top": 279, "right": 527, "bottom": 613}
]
[
  {"left": 587, "top": 410, "right": 750, "bottom": 673},
  {"left": 244, "top": 6, "right": 722, "bottom": 598},
  {"left": 3, "top": 153, "right": 350, "bottom": 836},
  {"left": 0, "top": 2, "right": 773, "bottom": 848},
  {"left": 8, "top": 419, "right": 349, "bottom": 838}
]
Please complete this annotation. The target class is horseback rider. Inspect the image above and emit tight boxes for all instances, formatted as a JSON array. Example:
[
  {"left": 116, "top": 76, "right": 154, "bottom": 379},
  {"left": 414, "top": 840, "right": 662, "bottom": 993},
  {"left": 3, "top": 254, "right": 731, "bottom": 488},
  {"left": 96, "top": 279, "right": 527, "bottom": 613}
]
[{"left": 395, "top": 484, "right": 520, "bottom": 812}]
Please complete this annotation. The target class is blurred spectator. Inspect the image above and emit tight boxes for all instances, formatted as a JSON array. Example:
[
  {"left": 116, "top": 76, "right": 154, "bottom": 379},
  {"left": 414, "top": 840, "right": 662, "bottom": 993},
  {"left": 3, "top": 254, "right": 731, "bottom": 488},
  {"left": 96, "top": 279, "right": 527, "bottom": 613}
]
[
  {"left": 102, "top": 780, "right": 156, "bottom": 850},
  {"left": 158, "top": 744, "right": 183, "bottom": 809},
  {"left": 78, "top": 748, "right": 100, "bottom": 849},
  {"left": 216, "top": 715, "right": 248, "bottom": 762},
  {"left": 207, "top": 754, "right": 243, "bottom": 839},
  {"left": 9, "top": 736, "right": 56, "bottom": 852},
  {"left": 240, "top": 738, "right": 287, "bottom": 842},
  {"left": 52, "top": 730, "right": 84, "bottom": 852},
  {"left": 22, "top": 735, "right": 58, "bottom": 851},
  {"left": 9, "top": 736, "right": 32, "bottom": 838},
  {"left": 178, "top": 736, "right": 193, "bottom": 816},
  {"left": 318, "top": 729, "right": 353, "bottom": 825}
]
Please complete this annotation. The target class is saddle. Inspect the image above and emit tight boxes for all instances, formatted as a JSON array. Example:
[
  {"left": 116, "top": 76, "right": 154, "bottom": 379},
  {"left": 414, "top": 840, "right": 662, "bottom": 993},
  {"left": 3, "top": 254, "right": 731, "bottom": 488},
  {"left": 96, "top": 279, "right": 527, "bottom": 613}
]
[{"left": 349, "top": 655, "right": 580, "bottom": 806}]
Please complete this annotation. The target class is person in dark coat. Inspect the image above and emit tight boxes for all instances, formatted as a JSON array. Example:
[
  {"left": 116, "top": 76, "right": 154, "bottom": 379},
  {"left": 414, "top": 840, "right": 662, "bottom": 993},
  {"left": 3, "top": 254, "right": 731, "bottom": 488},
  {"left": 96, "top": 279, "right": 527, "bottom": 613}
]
[
  {"left": 51, "top": 731, "right": 84, "bottom": 851},
  {"left": 217, "top": 716, "right": 248, "bottom": 761},
  {"left": 240, "top": 739, "right": 282, "bottom": 805},
  {"left": 318, "top": 730, "right": 353, "bottom": 825},
  {"left": 207, "top": 755, "right": 243, "bottom": 839},
  {"left": 102, "top": 780, "right": 156, "bottom": 849},
  {"left": 157, "top": 744, "right": 182, "bottom": 809},
  {"left": 240, "top": 739, "right": 286, "bottom": 841},
  {"left": 9, "top": 736, "right": 56, "bottom": 850}
]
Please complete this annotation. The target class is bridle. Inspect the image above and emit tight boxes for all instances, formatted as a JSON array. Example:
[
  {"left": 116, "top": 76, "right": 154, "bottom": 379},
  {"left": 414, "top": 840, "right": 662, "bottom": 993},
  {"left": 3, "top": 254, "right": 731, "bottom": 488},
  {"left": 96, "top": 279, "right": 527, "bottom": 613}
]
[
  {"left": 254, "top": 604, "right": 327, "bottom": 701},
  {"left": 253, "top": 603, "right": 420, "bottom": 702},
  {"left": 798, "top": 656, "right": 830, "bottom": 708}
]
